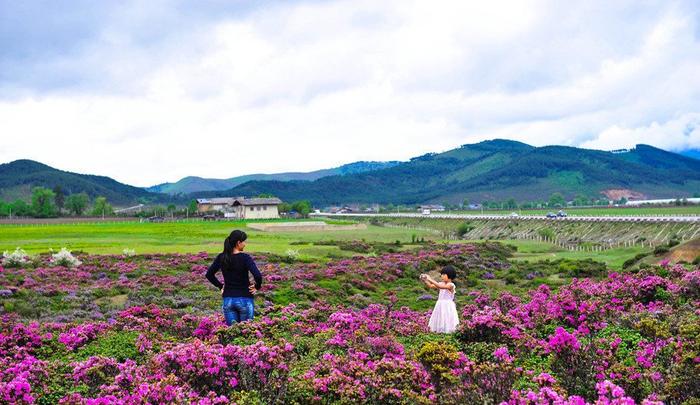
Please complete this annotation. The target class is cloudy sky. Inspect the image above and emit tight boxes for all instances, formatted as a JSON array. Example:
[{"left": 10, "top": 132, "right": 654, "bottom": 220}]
[{"left": 1, "top": 0, "right": 699, "bottom": 187}]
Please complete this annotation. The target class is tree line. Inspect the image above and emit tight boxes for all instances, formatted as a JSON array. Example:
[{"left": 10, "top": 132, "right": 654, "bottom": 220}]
[{"left": 0, "top": 186, "right": 113, "bottom": 218}]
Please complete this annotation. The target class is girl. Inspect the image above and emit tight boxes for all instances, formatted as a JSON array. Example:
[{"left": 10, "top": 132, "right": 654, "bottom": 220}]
[
  {"left": 420, "top": 265, "right": 459, "bottom": 333},
  {"left": 206, "top": 230, "right": 263, "bottom": 326}
]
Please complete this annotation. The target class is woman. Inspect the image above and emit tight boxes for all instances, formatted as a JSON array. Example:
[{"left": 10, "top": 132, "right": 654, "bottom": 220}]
[{"left": 206, "top": 230, "right": 263, "bottom": 325}]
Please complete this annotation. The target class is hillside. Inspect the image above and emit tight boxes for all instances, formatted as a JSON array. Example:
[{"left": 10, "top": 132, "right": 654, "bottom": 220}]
[
  {"left": 0, "top": 160, "right": 168, "bottom": 206},
  {"left": 147, "top": 161, "right": 400, "bottom": 194},
  {"left": 201, "top": 140, "right": 700, "bottom": 205}
]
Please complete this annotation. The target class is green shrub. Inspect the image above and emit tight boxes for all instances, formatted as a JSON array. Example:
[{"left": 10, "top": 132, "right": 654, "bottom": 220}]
[
  {"left": 75, "top": 331, "right": 142, "bottom": 362},
  {"left": 457, "top": 222, "right": 475, "bottom": 237},
  {"left": 417, "top": 341, "right": 460, "bottom": 391},
  {"left": 653, "top": 246, "right": 669, "bottom": 256},
  {"left": 538, "top": 228, "right": 555, "bottom": 240}
]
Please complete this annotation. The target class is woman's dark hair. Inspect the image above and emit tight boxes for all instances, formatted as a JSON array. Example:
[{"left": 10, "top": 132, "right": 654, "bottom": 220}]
[
  {"left": 440, "top": 265, "right": 457, "bottom": 280},
  {"left": 221, "top": 230, "right": 247, "bottom": 269}
]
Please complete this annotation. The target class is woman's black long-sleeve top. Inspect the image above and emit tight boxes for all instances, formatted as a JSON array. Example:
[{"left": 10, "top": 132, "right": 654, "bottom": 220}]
[{"left": 205, "top": 252, "right": 262, "bottom": 299}]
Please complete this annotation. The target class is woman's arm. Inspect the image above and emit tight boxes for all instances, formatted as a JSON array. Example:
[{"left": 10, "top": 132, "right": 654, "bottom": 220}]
[
  {"left": 205, "top": 255, "right": 224, "bottom": 290},
  {"left": 247, "top": 255, "right": 263, "bottom": 290}
]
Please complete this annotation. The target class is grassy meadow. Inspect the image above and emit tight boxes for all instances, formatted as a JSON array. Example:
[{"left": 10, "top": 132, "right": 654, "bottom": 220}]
[
  {"left": 0, "top": 217, "right": 663, "bottom": 270},
  {"left": 0, "top": 219, "right": 441, "bottom": 259}
]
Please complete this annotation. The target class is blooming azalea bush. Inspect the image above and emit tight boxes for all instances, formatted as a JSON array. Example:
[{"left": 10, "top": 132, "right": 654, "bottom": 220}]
[{"left": 0, "top": 243, "right": 698, "bottom": 403}]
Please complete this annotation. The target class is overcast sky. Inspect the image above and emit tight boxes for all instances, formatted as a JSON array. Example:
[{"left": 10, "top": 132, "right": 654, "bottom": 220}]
[{"left": 1, "top": 0, "right": 699, "bottom": 187}]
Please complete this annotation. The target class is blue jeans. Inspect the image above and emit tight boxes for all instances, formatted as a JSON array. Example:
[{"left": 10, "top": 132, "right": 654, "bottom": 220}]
[{"left": 222, "top": 297, "right": 255, "bottom": 326}]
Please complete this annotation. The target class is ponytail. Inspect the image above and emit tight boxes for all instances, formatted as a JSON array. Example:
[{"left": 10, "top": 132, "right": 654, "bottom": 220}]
[{"left": 221, "top": 230, "right": 247, "bottom": 270}]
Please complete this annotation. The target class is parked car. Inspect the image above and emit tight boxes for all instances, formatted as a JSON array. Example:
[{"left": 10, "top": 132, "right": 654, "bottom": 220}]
[
  {"left": 421, "top": 209, "right": 431, "bottom": 216},
  {"left": 509, "top": 212, "right": 519, "bottom": 217},
  {"left": 147, "top": 216, "right": 165, "bottom": 223},
  {"left": 557, "top": 210, "right": 567, "bottom": 217},
  {"left": 546, "top": 212, "right": 557, "bottom": 218}
]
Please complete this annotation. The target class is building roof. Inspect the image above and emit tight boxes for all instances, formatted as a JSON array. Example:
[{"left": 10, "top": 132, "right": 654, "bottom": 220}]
[{"left": 240, "top": 197, "right": 283, "bottom": 206}]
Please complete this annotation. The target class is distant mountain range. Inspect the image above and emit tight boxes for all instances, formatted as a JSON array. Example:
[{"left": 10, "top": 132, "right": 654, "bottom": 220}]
[
  {"left": 146, "top": 161, "right": 401, "bottom": 194},
  {"left": 2, "top": 140, "right": 699, "bottom": 207},
  {"left": 0, "top": 160, "right": 163, "bottom": 206},
  {"left": 199, "top": 140, "right": 700, "bottom": 206},
  {"left": 680, "top": 149, "right": 700, "bottom": 160}
]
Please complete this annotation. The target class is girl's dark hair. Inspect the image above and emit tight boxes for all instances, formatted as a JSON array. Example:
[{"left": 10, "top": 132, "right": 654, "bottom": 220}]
[
  {"left": 440, "top": 265, "right": 457, "bottom": 280},
  {"left": 221, "top": 230, "right": 247, "bottom": 270}
]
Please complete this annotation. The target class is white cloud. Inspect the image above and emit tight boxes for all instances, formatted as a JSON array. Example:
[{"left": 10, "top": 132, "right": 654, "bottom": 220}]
[
  {"left": 1, "top": 0, "right": 699, "bottom": 188},
  {"left": 582, "top": 113, "right": 700, "bottom": 151}
]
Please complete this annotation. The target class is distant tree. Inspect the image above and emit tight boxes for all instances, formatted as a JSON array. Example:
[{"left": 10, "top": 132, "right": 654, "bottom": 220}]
[
  {"left": 53, "top": 186, "right": 65, "bottom": 213},
  {"left": 31, "top": 187, "right": 57, "bottom": 218},
  {"left": 91, "top": 196, "right": 114, "bottom": 217},
  {"left": 505, "top": 198, "right": 518, "bottom": 210},
  {"left": 167, "top": 204, "right": 176, "bottom": 213},
  {"left": 278, "top": 202, "right": 292, "bottom": 213},
  {"left": 10, "top": 199, "right": 32, "bottom": 216},
  {"left": 615, "top": 197, "right": 628, "bottom": 205},
  {"left": 674, "top": 198, "right": 681, "bottom": 206},
  {"left": 66, "top": 193, "right": 89, "bottom": 215},
  {"left": 188, "top": 200, "right": 198, "bottom": 215},
  {"left": 548, "top": 193, "right": 566, "bottom": 208},
  {"left": 572, "top": 194, "right": 588, "bottom": 207},
  {"left": 291, "top": 200, "right": 312, "bottom": 217},
  {"left": 256, "top": 193, "right": 276, "bottom": 198},
  {"left": 693, "top": 193, "right": 700, "bottom": 198},
  {"left": 0, "top": 200, "right": 9, "bottom": 217},
  {"left": 462, "top": 198, "right": 469, "bottom": 208}
]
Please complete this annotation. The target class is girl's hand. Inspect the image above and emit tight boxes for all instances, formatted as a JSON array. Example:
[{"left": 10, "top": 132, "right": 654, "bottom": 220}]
[
  {"left": 220, "top": 287, "right": 224, "bottom": 296},
  {"left": 249, "top": 285, "right": 257, "bottom": 295}
]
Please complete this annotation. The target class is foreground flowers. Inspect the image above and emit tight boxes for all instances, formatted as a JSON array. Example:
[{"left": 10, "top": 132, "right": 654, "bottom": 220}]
[{"left": 0, "top": 244, "right": 698, "bottom": 403}]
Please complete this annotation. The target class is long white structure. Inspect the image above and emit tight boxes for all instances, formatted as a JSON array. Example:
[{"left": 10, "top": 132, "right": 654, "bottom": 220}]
[{"left": 311, "top": 212, "right": 700, "bottom": 223}]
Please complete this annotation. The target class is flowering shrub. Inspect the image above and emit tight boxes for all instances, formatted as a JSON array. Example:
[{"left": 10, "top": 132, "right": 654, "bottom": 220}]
[
  {"left": 51, "top": 247, "right": 82, "bottom": 267},
  {"left": 0, "top": 244, "right": 698, "bottom": 403},
  {"left": 2, "top": 247, "right": 29, "bottom": 267},
  {"left": 122, "top": 248, "right": 136, "bottom": 257},
  {"left": 285, "top": 248, "right": 300, "bottom": 260}
]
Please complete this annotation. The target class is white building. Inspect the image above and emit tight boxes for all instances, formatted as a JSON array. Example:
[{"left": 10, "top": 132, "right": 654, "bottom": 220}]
[{"left": 196, "top": 197, "right": 282, "bottom": 219}]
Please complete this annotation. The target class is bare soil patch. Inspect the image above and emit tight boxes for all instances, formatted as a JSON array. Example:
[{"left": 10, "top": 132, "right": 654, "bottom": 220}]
[
  {"left": 667, "top": 238, "right": 700, "bottom": 263},
  {"left": 247, "top": 221, "right": 367, "bottom": 232}
]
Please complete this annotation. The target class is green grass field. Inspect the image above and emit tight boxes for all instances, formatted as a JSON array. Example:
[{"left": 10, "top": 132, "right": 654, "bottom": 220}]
[
  {"left": 1, "top": 218, "right": 661, "bottom": 269},
  {"left": 465, "top": 238, "right": 650, "bottom": 269},
  {"left": 446, "top": 205, "right": 700, "bottom": 216},
  {"left": 0, "top": 219, "right": 440, "bottom": 259}
]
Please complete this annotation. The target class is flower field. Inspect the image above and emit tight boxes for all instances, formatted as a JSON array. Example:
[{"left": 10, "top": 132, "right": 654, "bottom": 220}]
[{"left": 1, "top": 242, "right": 699, "bottom": 404}]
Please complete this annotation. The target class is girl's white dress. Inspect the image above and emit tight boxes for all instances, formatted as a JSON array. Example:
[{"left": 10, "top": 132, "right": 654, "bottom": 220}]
[{"left": 428, "top": 283, "right": 459, "bottom": 333}]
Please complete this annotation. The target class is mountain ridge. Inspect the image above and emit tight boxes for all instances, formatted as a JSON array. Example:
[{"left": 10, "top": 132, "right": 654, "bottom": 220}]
[
  {"left": 2, "top": 140, "right": 699, "bottom": 206},
  {"left": 200, "top": 141, "right": 700, "bottom": 205},
  {"left": 146, "top": 161, "right": 401, "bottom": 194}
]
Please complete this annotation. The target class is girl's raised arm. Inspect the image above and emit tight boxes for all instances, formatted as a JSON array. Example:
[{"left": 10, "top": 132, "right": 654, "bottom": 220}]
[{"left": 425, "top": 276, "right": 453, "bottom": 290}]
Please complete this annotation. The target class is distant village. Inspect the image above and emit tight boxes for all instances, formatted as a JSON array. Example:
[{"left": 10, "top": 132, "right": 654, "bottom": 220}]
[{"left": 193, "top": 195, "right": 700, "bottom": 220}]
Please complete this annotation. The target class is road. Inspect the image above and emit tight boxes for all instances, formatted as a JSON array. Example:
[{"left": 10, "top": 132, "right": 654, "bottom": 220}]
[{"left": 311, "top": 212, "right": 700, "bottom": 223}]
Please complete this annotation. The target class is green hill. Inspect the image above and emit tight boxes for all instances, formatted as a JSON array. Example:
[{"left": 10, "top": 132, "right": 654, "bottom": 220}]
[
  {"left": 0, "top": 160, "right": 167, "bottom": 206},
  {"left": 200, "top": 140, "right": 700, "bottom": 205},
  {"left": 146, "top": 161, "right": 400, "bottom": 194}
]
